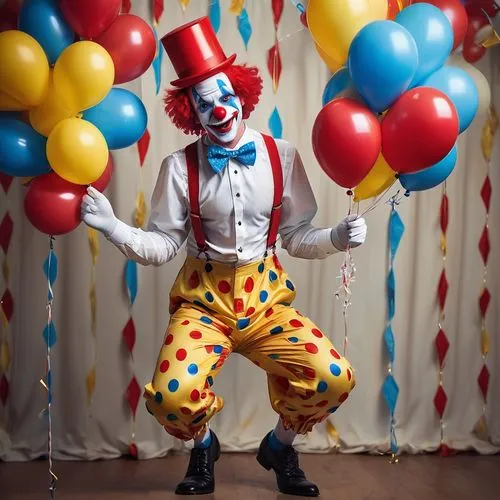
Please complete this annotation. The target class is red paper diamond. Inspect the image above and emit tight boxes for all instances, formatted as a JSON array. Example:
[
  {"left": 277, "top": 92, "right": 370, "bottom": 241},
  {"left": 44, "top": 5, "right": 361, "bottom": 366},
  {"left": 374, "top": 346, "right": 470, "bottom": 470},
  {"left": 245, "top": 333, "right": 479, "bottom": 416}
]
[
  {"left": 272, "top": 0, "right": 284, "bottom": 27},
  {"left": 0, "top": 173, "right": 13, "bottom": 193},
  {"left": 0, "top": 374, "right": 8, "bottom": 405},
  {"left": 440, "top": 194, "right": 449, "bottom": 234},
  {"left": 1, "top": 289, "right": 13, "bottom": 323},
  {"left": 480, "top": 176, "right": 491, "bottom": 211},
  {"left": 267, "top": 42, "right": 282, "bottom": 92},
  {"left": 125, "top": 376, "right": 141, "bottom": 417},
  {"left": 122, "top": 318, "right": 136, "bottom": 353},
  {"left": 478, "top": 364, "right": 490, "bottom": 400},
  {"left": 137, "top": 129, "right": 150, "bottom": 166},
  {"left": 479, "top": 226, "right": 490, "bottom": 264},
  {"left": 0, "top": 213, "right": 13, "bottom": 254},
  {"left": 153, "top": 0, "right": 164, "bottom": 23},
  {"left": 128, "top": 442, "right": 138, "bottom": 458},
  {"left": 121, "top": 0, "right": 131, "bottom": 13},
  {"left": 434, "top": 386, "right": 448, "bottom": 418},
  {"left": 438, "top": 270, "right": 449, "bottom": 310},
  {"left": 435, "top": 329, "right": 449, "bottom": 367},
  {"left": 479, "top": 289, "right": 491, "bottom": 317}
]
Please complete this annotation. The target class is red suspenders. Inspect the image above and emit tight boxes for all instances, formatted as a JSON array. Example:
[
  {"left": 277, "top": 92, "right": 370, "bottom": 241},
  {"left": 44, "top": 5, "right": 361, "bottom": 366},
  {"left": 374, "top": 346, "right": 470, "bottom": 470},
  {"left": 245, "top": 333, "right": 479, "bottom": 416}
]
[{"left": 185, "top": 134, "right": 283, "bottom": 255}]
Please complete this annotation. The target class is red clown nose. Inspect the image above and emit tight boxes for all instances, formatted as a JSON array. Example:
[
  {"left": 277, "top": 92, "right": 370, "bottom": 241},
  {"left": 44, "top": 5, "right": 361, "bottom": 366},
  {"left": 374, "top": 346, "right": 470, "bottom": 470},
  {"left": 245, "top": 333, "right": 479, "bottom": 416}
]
[{"left": 212, "top": 107, "right": 227, "bottom": 120}]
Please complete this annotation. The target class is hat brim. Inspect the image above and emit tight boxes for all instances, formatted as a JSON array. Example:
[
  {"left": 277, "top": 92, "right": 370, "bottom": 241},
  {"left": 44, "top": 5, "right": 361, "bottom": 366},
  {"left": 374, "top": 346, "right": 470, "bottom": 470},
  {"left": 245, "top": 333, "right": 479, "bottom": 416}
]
[{"left": 169, "top": 54, "right": 237, "bottom": 88}]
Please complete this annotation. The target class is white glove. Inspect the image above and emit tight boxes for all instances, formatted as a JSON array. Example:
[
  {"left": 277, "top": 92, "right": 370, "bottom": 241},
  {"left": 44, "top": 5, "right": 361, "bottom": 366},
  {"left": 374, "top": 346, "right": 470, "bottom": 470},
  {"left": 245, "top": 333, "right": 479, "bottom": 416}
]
[
  {"left": 331, "top": 215, "right": 367, "bottom": 251},
  {"left": 81, "top": 186, "right": 118, "bottom": 236}
]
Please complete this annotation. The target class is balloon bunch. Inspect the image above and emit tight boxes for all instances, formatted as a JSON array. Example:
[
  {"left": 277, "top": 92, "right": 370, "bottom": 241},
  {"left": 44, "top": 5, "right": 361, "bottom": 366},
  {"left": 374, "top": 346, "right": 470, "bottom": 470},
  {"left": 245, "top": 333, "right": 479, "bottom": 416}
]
[
  {"left": 0, "top": 0, "right": 156, "bottom": 235},
  {"left": 307, "top": 0, "right": 482, "bottom": 200}
]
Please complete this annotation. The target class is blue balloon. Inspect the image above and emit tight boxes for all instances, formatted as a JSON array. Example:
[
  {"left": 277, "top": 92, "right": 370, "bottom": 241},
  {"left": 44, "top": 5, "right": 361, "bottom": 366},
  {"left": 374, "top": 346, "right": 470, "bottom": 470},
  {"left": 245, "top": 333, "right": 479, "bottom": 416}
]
[
  {"left": 348, "top": 20, "right": 418, "bottom": 113},
  {"left": 322, "top": 68, "right": 357, "bottom": 106},
  {"left": 19, "top": 0, "right": 74, "bottom": 65},
  {"left": 421, "top": 66, "right": 478, "bottom": 133},
  {"left": 0, "top": 118, "right": 51, "bottom": 177},
  {"left": 83, "top": 89, "right": 148, "bottom": 150},
  {"left": 399, "top": 145, "right": 457, "bottom": 192},
  {"left": 396, "top": 4, "right": 453, "bottom": 87}
]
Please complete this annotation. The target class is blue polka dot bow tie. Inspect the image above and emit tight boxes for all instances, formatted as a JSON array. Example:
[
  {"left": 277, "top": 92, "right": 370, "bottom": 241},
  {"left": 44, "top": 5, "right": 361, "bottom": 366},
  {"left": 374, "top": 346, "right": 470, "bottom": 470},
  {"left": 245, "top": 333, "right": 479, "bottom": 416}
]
[{"left": 206, "top": 141, "right": 256, "bottom": 174}]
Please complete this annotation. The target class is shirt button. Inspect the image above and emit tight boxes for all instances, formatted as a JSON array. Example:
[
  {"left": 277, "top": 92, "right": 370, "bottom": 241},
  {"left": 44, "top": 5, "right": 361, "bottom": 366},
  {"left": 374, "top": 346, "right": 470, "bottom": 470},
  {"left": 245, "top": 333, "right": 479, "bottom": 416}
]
[
  {"left": 236, "top": 192, "right": 240, "bottom": 198},
  {"left": 238, "top": 221, "right": 242, "bottom": 226},
  {"left": 234, "top": 170, "right": 238, "bottom": 174},
  {"left": 238, "top": 247, "right": 243, "bottom": 253}
]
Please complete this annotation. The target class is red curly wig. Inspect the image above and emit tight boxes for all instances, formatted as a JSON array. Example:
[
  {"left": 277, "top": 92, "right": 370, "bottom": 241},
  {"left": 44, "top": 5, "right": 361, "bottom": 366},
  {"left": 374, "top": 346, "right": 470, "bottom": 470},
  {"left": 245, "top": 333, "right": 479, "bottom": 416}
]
[{"left": 164, "top": 64, "right": 263, "bottom": 135}]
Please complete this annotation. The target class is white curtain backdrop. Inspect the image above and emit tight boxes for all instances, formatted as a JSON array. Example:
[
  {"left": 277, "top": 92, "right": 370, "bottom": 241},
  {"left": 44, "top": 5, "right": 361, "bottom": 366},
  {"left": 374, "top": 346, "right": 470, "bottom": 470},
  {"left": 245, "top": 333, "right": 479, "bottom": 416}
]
[{"left": 1, "top": 0, "right": 499, "bottom": 461}]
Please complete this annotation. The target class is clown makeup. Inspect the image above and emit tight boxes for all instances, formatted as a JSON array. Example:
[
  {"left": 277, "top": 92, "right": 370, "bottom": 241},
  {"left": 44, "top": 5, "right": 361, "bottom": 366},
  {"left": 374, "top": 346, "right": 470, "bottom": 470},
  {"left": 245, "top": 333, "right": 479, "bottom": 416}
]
[{"left": 190, "top": 72, "right": 244, "bottom": 145}]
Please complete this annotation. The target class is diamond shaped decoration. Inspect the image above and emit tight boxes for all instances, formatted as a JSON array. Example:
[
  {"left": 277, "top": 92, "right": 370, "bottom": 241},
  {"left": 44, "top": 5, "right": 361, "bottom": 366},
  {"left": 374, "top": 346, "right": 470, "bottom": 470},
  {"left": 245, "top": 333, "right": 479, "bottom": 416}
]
[
  {"left": 435, "top": 329, "right": 449, "bottom": 367},
  {"left": 0, "top": 213, "right": 13, "bottom": 254},
  {"left": 0, "top": 173, "right": 13, "bottom": 193},
  {"left": 480, "top": 176, "right": 491, "bottom": 211},
  {"left": 237, "top": 8, "right": 252, "bottom": 49},
  {"left": 1, "top": 289, "right": 13, "bottom": 323},
  {"left": 126, "top": 376, "right": 141, "bottom": 418},
  {"left": 272, "top": 0, "right": 284, "bottom": 27},
  {"left": 384, "top": 326, "right": 395, "bottom": 363},
  {"left": 478, "top": 364, "right": 490, "bottom": 400},
  {"left": 268, "top": 107, "right": 283, "bottom": 139},
  {"left": 434, "top": 385, "right": 448, "bottom": 418},
  {"left": 479, "top": 288, "right": 491, "bottom": 317},
  {"left": 137, "top": 129, "right": 150, "bottom": 166},
  {"left": 122, "top": 318, "right": 136, "bottom": 354},
  {"left": 382, "top": 373, "right": 399, "bottom": 413},
  {"left": 438, "top": 270, "right": 449, "bottom": 310},
  {"left": 42, "top": 321, "right": 57, "bottom": 347},
  {"left": 440, "top": 194, "right": 449, "bottom": 234},
  {"left": 267, "top": 42, "right": 282, "bottom": 93},
  {"left": 479, "top": 226, "right": 490, "bottom": 264},
  {"left": 0, "top": 373, "right": 8, "bottom": 405}
]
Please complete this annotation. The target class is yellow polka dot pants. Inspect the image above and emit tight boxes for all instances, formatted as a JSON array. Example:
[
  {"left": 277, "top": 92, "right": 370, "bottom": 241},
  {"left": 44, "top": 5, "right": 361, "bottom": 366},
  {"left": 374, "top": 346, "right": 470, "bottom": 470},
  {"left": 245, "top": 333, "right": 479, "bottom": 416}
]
[{"left": 143, "top": 255, "right": 355, "bottom": 440}]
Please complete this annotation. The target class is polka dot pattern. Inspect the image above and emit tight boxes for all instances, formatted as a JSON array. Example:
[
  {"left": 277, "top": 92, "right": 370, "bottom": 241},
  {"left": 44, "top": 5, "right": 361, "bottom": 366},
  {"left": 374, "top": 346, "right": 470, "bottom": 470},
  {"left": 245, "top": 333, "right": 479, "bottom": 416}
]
[
  {"left": 288, "top": 336, "right": 299, "bottom": 343},
  {"left": 164, "top": 334, "right": 174, "bottom": 346},
  {"left": 205, "top": 292, "right": 214, "bottom": 303},
  {"left": 338, "top": 392, "right": 349, "bottom": 403},
  {"left": 155, "top": 391, "right": 163, "bottom": 403},
  {"left": 330, "top": 348, "right": 341, "bottom": 359},
  {"left": 330, "top": 363, "right": 341, "bottom": 376},
  {"left": 328, "top": 406, "right": 339, "bottom": 414},
  {"left": 237, "top": 318, "right": 250, "bottom": 330},
  {"left": 207, "top": 376, "right": 214, "bottom": 386},
  {"left": 303, "top": 367, "right": 316, "bottom": 379},
  {"left": 181, "top": 320, "right": 190, "bottom": 326},
  {"left": 244, "top": 277, "right": 254, "bottom": 293},
  {"left": 268, "top": 353, "right": 280, "bottom": 360},
  {"left": 168, "top": 379, "right": 179, "bottom": 392},
  {"left": 176, "top": 349, "right": 187, "bottom": 361},
  {"left": 213, "top": 345, "right": 223, "bottom": 354},
  {"left": 259, "top": 291, "right": 269, "bottom": 303},
  {"left": 204, "top": 263, "right": 213, "bottom": 273},
  {"left": 190, "top": 389, "right": 200, "bottom": 401},
  {"left": 200, "top": 316, "right": 213, "bottom": 324},
  {"left": 269, "top": 270, "right": 278, "bottom": 282},
  {"left": 246, "top": 307, "right": 255, "bottom": 316},
  {"left": 167, "top": 413, "right": 178, "bottom": 421},
  {"left": 188, "top": 271, "right": 200, "bottom": 289},
  {"left": 188, "top": 363, "right": 199, "bottom": 375},
  {"left": 317, "top": 381, "right": 328, "bottom": 393},
  {"left": 289, "top": 319, "right": 303, "bottom": 328},
  {"left": 189, "top": 330, "right": 202, "bottom": 339},
  {"left": 218, "top": 280, "right": 231, "bottom": 293},
  {"left": 160, "top": 360, "right": 169, "bottom": 373},
  {"left": 312, "top": 328, "right": 323, "bottom": 338},
  {"left": 180, "top": 407, "right": 191, "bottom": 415},
  {"left": 265, "top": 308, "right": 274, "bottom": 318},
  {"left": 270, "top": 326, "right": 283, "bottom": 335},
  {"left": 305, "top": 343, "right": 318, "bottom": 354},
  {"left": 258, "top": 262, "right": 265, "bottom": 273},
  {"left": 285, "top": 280, "right": 295, "bottom": 291}
]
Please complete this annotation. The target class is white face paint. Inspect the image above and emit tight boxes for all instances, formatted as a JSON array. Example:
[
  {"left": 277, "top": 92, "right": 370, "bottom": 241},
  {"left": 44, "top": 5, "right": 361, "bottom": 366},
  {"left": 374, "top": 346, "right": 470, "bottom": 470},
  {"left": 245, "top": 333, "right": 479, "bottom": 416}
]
[{"left": 190, "top": 72, "right": 243, "bottom": 144}]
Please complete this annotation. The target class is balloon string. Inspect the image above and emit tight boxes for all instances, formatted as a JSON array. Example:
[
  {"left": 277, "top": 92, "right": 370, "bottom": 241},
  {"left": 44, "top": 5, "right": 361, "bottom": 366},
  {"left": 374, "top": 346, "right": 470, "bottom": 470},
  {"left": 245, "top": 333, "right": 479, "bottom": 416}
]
[{"left": 357, "top": 180, "right": 399, "bottom": 219}]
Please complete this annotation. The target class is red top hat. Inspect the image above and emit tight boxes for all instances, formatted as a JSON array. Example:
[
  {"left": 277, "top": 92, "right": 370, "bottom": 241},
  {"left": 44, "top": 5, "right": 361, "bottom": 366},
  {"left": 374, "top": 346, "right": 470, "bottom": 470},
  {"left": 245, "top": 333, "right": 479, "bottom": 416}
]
[{"left": 161, "top": 17, "right": 236, "bottom": 88}]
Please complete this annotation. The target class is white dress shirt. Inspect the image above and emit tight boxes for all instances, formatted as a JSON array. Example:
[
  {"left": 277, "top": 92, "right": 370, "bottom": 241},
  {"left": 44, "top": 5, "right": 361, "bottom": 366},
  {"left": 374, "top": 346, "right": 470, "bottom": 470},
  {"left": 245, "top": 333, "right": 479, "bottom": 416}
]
[{"left": 109, "top": 127, "right": 339, "bottom": 266}]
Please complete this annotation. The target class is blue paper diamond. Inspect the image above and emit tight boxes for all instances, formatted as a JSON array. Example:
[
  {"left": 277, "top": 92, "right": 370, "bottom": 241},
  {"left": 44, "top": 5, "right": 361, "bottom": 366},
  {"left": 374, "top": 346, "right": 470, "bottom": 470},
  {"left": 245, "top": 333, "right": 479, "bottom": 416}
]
[
  {"left": 387, "top": 269, "right": 395, "bottom": 321},
  {"left": 43, "top": 251, "right": 58, "bottom": 301},
  {"left": 238, "top": 8, "right": 252, "bottom": 49},
  {"left": 384, "top": 326, "right": 395, "bottom": 363},
  {"left": 382, "top": 373, "right": 399, "bottom": 414},
  {"left": 269, "top": 107, "right": 282, "bottom": 139},
  {"left": 389, "top": 209, "right": 405, "bottom": 260},
  {"left": 152, "top": 27, "right": 164, "bottom": 95},
  {"left": 209, "top": 0, "right": 221, "bottom": 33},
  {"left": 43, "top": 321, "right": 57, "bottom": 348},
  {"left": 125, "top": 259, "right": 138, "bottom": 305}
]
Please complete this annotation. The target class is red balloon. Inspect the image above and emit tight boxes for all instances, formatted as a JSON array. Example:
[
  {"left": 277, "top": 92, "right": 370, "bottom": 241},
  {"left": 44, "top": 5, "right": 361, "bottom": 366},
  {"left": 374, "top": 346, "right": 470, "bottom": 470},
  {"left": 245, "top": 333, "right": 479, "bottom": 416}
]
[
  {"left": 24, "top": 173, "right": 85, "bottom": 235},
  {"left": 415, "top": 0, "right": 468, "bottom": 50},
  {"left": 381, "top": 88, "right": 459, "bottom": 174},
  {"left": 312, "top": 99, "right": 381, "bottom": 188},
  {"left": 59, "top": 0, "right": 121, "bottom": 39},
  {"left": 95, "top": 14, "right": 156, "bottom": 84},
  {"left": 92, "top": 154, "right": 113, "bottom": 192},
  {"left": 462, "top": 6, "right": 489, "bottom": 63}
]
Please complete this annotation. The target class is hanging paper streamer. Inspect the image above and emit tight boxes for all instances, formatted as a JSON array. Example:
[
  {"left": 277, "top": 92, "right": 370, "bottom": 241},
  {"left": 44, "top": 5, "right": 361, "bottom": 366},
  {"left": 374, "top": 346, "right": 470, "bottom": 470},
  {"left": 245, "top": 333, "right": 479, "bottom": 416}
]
[
  {"left": 237, "top": 8, "right": 252, "bottom": 49},
  {"left": 267, "top": 0, "right": 284, "bottom": 138},
  {"left": 153, "top": 0, "right": 164, "bottom": 25},
  {"left": 152, "top": 27, "right": 164, "bottom": 95},
  {"left": 179, "top": 0, "right": 190, "bottom": 10},
  {"left": 121, "top": 0, "right": 131, "bottom": 14},
  {"left": 137, "top": 129, "right": 151, "bottom": 167},
  {"left": 434, "top": 187, "right": 450, "bottom": 456},
  {"left": 0, "top": 173, "right": 13, "bottom": 411},
  {"left": 383, "top": 194, "right": 404, "bottom": 462},
  {"left": 474, "top": 104, "right": 498, "bottom": 440},
  {"left": 41, "top": 238, "right": 58, "bottom": 498},
  {"left": 209, "top": 0, "right": 221, "bottom": 33},
  {"left": 229, "top": 0, "right": 244, "bottom": 15},
  {"left": 86, "top": 228, "right": 99, "bottom": 408}
]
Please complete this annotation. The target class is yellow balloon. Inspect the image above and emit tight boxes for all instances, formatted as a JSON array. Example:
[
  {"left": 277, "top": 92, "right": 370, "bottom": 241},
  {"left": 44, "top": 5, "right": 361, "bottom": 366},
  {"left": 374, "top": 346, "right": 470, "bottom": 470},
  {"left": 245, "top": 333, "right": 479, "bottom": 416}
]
[
  {"left": 315, "top": 43, "right": 342, "bottom": 73},
  {"left": 0, "top": 91, "right": 26, "bottom": 111},
  {"left": 354, "top": 154, "right": 396, "bottom": 202},
  {"left": 307, "top": 0, "right": 388, "bottom": 64},
  {"left": 53, "top": 41, "right": 114, "bottom": 112},
  {"left": 0, "top": 30, "right": 49, "bottom": 109},
  {"left": 47, "top": 118, "right": 108, "bottom": 185},
  {"left": 29, "top": 71, "right": 76, "bottom": 137}
]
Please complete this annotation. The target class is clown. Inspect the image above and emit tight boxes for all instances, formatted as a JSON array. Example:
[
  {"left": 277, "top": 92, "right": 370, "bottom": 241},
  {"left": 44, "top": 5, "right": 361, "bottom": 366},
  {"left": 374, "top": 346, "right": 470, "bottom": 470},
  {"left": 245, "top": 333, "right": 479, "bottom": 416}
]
[{"left": 81, "top": 17, "right": 367, "bottom": 497}]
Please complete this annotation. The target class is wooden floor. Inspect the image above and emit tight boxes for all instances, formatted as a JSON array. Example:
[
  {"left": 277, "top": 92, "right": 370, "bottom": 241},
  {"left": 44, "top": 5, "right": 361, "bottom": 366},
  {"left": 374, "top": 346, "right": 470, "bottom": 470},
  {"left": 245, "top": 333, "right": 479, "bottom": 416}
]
[{"left": 1, "top": 452, "right": 499, "bottom": 500}]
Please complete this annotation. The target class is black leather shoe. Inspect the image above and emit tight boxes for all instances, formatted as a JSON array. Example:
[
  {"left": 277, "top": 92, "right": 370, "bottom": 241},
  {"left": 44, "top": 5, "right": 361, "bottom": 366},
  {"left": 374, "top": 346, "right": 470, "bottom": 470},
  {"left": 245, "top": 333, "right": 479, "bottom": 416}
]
[
  {"left": 175, "top": 431, "right": 220, "bottom": 495},
  {"left": 257, "top": 431, "right": 320, "bottom": 497}
]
